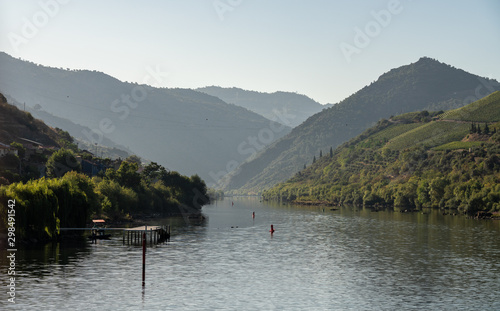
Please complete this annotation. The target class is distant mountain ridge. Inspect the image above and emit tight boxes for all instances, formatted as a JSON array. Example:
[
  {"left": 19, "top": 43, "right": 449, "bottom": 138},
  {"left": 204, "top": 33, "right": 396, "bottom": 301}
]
[
  {"left": 0, "top": 52, "right": 291, "bottom": 183},
  {"left": 221, "top": 57, "right": 500, "bottom": 194},
  {"left": 197, "top": 86, "right": 331, "bottom": 127}
]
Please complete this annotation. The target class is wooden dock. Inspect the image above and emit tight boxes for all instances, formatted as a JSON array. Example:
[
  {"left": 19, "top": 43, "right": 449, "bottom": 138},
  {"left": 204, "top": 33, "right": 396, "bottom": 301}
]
[
  {"left": 60, "top": 225, "right": 171, "bottom": 245},
  {"left": 123, "top": 225, "right": 171, "bottom": 246}
]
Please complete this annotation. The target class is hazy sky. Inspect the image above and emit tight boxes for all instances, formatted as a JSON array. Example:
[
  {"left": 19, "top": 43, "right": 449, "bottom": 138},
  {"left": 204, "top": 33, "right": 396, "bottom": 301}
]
[{"left": 1, "top": 0, "right": 499, "bottom": 104}]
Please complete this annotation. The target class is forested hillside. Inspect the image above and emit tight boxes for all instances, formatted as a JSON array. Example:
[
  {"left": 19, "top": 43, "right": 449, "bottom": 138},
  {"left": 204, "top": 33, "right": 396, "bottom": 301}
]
[
  {"left": 263, "top": 92, "right": 500, "bottom": 215},
  {"left": 222, "top": 57, "right": 500, "bottom": 194}
]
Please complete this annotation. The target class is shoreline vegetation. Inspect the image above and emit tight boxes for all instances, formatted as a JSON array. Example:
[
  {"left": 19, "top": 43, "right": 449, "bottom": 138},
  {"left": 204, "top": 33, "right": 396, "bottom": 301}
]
[
  {"left": 0, "top": 92, "right": 213, "bottom": 244},
  {"left": 0, "top": 155, "right": 210, "bottom": 244},
  {"left": 263, "top": 92, "right": 500, "bottom": 218}
]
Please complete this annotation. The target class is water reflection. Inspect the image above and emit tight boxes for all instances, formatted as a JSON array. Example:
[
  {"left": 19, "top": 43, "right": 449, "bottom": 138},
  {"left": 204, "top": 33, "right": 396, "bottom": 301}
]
[{"left": 1, "top": 198, "right": 499, "bottom": 310}]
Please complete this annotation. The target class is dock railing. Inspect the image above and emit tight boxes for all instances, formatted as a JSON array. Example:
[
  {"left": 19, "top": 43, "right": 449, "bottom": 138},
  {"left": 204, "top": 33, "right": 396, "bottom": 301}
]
[{"left": 60, "top": 225, "right": 171, "bottom": 245}]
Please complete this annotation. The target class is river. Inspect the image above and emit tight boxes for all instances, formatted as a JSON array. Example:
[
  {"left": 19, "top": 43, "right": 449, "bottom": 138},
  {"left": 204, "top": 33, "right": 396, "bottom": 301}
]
[{"left": 1, "top": 197, "right": 500, "bottom": 310}]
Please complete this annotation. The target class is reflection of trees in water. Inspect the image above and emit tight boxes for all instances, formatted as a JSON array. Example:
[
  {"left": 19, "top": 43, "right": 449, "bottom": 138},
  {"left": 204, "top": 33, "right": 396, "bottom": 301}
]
[{"left": 0, "top": 240, "right": 91, "bottom": 279}]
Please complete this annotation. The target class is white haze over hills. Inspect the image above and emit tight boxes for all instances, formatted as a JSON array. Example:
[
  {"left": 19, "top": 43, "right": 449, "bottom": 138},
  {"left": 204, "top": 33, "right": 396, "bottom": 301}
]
[
  {"left": 197, "top": 86, "right": 332, "bottom": 127},
  {"left": 0, "top": 52, "right": 296, "bottom": 185}
]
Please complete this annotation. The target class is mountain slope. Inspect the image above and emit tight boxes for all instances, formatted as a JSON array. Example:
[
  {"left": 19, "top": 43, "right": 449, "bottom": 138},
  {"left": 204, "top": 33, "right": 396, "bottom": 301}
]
[
  {"left": 221, "top": 57, "right": 500, "bottom": 194},
  {"left": 0, "top": 52, "right": 291, "bottom": 183},
  {"left": 197, "top": 86, "right": 330, "bottom": 127},
  {"left": 3, "top": 93, "right": 131, "bottom": 159},
  {"left": 0, "top": 92, "right": 61, "bottom": 147},
  {"left": 262, "top": 91, "right": 500, "bottom": 214}
]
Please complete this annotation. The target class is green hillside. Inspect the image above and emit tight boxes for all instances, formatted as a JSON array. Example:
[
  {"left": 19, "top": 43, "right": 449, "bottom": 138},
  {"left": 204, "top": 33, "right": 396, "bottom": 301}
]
[
  {"left": 222, "top": 58, "right": 500, "bottom": 194},
  {"left": 263, "top": 92, "right": 500, "bottom": 215}
]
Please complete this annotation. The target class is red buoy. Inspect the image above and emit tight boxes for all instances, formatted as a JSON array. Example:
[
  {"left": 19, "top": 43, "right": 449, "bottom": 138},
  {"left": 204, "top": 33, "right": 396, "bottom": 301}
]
[
  {"left": 252, "top": 212, "right": 255, "bottom": 219},
  {"left": 270, "top": 224, "right": 275, "bottom": 234}
]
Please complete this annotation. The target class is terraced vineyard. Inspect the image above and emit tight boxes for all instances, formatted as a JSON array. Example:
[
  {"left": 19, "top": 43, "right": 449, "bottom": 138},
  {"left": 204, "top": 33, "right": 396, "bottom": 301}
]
[
  {"left": 439, "top": 91, "right": 500, "bottom": 122},
  {"left": 433, "top": 141, "right": 484, "bottom": 151},
  {"left": 369, "top": 123, "right": 423, "bottom": 142},
  {"left": 386, "top": 121, "right": 469, "bottom": 150}
]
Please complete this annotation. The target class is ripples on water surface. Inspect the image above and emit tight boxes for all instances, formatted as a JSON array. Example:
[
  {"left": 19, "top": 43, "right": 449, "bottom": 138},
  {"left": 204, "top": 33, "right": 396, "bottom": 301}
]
[{"left": 1, "top": 198, "right": 499, "bottom": 310}]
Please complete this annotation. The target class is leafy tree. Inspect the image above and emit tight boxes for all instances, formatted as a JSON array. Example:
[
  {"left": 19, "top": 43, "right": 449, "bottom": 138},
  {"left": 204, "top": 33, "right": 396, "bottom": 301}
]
[
  {"left": 125, "top": 155, "right": 142, "bottom": 165},
  {"left": 46, "top": 148, "right": 81, "bottom": 178},
  {"left": 115, "top": 161, "right": 141, "bottom": 189},
  {"left": 55, "top": 128, "right": 78, "bottom": 151},
  {"left": 417, "top": 180, "right": 430, "bottom": 206},
  {"left": 141, "top": 162, "right": 167, "bottom": 184}
]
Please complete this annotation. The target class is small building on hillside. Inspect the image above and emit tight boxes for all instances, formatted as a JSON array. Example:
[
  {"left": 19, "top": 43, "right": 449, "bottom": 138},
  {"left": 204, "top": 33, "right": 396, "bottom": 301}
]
[{"left": 16, "top": 137, "right": 58, "bottom": 160}]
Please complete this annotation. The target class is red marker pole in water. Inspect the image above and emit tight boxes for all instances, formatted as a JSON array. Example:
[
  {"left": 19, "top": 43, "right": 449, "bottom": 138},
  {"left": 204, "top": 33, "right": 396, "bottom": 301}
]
[
  {"left": 142, "top": 232, "right": 146, "bottom": 287},
  {"left": 270, "top": 224, "right": 275, "bottom": 234}
]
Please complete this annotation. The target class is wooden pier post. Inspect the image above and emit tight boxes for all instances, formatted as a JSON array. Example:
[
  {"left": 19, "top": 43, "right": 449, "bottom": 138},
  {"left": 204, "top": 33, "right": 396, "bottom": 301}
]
[{"left": 142, "top": 232, "right": 146, "bottom": 287}]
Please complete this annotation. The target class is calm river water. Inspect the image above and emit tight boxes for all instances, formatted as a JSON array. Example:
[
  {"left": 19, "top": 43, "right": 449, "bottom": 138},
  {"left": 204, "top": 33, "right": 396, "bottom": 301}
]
[{"left": 1, "top": 197, "right": 500, "bottom": 310}]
